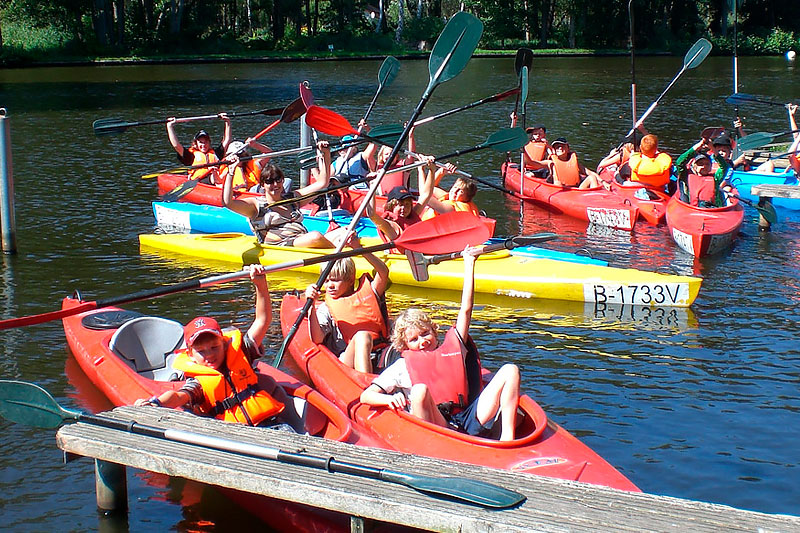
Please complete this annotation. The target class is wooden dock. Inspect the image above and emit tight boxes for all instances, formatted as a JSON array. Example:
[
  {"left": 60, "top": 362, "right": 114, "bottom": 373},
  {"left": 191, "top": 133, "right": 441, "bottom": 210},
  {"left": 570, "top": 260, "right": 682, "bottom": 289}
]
[
  {"left": 750, "top": 183, "right": 800, "bottom": 229},
  {"left": 57, "top": 406, "right": 800, "bottom": 532}
]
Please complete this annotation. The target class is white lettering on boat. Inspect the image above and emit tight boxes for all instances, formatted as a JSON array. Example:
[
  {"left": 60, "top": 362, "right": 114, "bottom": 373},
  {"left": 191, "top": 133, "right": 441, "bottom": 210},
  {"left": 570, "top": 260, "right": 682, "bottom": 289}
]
[
  {"left": 586, "top": 207, "right": 633, "bottom": 230},
  {"left": 154, "top": 204, "right": 191, "bottom": 230},
  {"left": 585, "top": 283, "right": 691, "bottom": 306},
  {"left": 671, "top": 227, "right": 695, "bottom": 255},
  {"left": 705, "top": 232, "right": 735, "bottom": 255},
  {"left": 511, "top": 457, "right": 568, "bottom": 471}
]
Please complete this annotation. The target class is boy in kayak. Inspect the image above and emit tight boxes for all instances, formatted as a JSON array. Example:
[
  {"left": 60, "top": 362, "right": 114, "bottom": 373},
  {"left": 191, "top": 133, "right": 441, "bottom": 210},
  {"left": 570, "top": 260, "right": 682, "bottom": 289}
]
[
  {"left": 166, "top": 114, "right": 232, "bottom": 183},
  {"left": 134, "top": 265, "right": 293, "bottom": 429},
  {"left": 304, "top": 238, "right": 391, "bottom": 373},
  {"left": 675, "top": 136, "right": 731, "bottom": 207},
  {"left": 527, "top": 137, "right": 601, "bottom": 189},
  {"left": 360, "top": 245, "right": 521, "bottom": 442},
  {"left": 223, "top": 140, "right": 347, "bottom": 248},
  {"left": 368, "top": 155, "right": 436, "bottom": 241},
  {"left": 627, "top": 134, "right": 674, "bottom": 192}
]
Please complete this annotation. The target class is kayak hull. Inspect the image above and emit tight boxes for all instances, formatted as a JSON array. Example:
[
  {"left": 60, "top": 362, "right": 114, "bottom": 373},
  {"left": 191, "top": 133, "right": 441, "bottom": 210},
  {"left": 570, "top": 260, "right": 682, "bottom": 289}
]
[
  {"left": 598, "top": 169, "right": 669, "bottom": 225},
  {"left": 280, "top": 294, "right": 640, "bottom": 491},
  {"left": 139, "top": 232, "right": 702, "bottom": 307},
  {"left": 502, "top": 163, "right": 639, "bottom": 231},
  {"left": 665, "top": 192, "right": 744, "bottom": 257},
  {"left": 728, "top": 169, "right": 800, "bottom": 211}
]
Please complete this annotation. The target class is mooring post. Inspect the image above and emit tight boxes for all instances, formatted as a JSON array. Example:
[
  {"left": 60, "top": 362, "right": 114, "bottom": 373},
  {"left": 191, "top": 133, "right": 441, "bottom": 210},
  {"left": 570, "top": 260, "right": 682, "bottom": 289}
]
[
  {"left": 0, "top": 108, "right": 17, "bottom": 254},
  {"left": 758, "top": 197, "right": 773, "bottom": 231},
  {"left": 300, "top": 115, "right": 312, "bottom": 188},
  {"left": 95, "top": 459, "right": 128, "bottom": 513}
]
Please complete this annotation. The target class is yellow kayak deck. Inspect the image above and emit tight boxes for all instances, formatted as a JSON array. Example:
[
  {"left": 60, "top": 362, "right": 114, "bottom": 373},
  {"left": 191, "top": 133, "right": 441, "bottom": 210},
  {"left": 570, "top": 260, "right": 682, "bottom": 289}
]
[{"left": 139, "top": 232, "right": 701, "bottom": 307}]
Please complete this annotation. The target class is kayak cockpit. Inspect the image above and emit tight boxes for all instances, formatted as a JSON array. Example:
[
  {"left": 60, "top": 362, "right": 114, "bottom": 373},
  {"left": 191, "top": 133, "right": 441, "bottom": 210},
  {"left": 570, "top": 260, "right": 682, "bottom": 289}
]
[{"left": 108, "top": 316, "right": 184, "bottom": 382}]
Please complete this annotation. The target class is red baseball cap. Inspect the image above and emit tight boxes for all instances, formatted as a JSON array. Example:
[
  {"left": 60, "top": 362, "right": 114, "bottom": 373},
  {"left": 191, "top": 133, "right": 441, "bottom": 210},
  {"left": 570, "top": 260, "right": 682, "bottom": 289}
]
[{"left": 184, "top": 316, "right": 224, "bottom": 347}]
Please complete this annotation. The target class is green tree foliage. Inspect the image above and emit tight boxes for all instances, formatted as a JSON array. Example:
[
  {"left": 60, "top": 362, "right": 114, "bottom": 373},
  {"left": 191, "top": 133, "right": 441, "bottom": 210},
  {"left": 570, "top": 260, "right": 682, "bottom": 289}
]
[{"left": 0, "top": 0, "right": 798, "bottom": 59}]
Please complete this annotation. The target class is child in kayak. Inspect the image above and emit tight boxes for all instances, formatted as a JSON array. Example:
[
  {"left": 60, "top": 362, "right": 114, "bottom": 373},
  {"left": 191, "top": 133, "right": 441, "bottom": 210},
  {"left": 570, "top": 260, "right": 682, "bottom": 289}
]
[
  {"left": 134, "top": 265, "right": 294, "bottom": 429},
  {"left": 360, "top": 245, "right": 521, "bottom": 442},
  {"left": 527, "top": 137, "right": 601, "bottom": 189},
  {"left": 675, "top": 136, "right": 731, "bottom": 207},
  {"left": 166, "top": 114, "right": 232, "bottom": 184},
  {"left": 368, "top": 155, "right": 436, "bottom": 241},
  {"left": 304, "top": 237, "right": 391, "bottom": 373}
]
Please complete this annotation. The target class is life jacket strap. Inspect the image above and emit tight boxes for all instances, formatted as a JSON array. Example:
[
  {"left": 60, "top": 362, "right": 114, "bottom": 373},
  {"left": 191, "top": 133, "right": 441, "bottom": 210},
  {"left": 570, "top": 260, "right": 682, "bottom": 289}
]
[{"left": 209, "top": 384, "right": 258, "bottom": 417}]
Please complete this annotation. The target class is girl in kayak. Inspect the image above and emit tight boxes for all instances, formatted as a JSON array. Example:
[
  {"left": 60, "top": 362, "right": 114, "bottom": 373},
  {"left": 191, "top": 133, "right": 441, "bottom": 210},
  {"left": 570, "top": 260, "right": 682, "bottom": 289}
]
[
  {"left": 527, "top": 137, "right": 601, "bottom": 189},
  {"left": 360, "top": 245, "right": 521, "bottom": 442},
  {"left": 223, "top": 140, "right": 347, "bottom": 248},
  {"left": 368, "top": 155, "right": 436, "bottom": 241},
  {"left": 166, "top": 114, "right": 232, "bottom": 183}
]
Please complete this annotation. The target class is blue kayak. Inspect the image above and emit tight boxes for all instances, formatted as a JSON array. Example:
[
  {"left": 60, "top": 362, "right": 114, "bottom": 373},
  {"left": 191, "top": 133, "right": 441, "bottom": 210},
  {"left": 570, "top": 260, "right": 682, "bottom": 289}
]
[
  {"left": 728, "top": 168, "right": 799, "bottom": 211},
  {"left": 151, "top": 201, "right": 608, "bottom": 266}
]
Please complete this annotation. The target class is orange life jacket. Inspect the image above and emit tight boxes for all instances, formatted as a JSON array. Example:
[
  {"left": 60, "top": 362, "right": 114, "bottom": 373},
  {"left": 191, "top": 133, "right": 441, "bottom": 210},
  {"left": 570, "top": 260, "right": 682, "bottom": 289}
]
[
  {"left": 629, "top": 152, "right": 673, "bottom": 187},
  {"left": 220, "top": 160, "right": 260, "bottom": 190},
  {"left": 187, "top": 147, "right": 220, "bottom": 183},
  {"left": 420, "top": 199, "right": 480, "bottom": 221},
  {"left": 377, "top": 165, "right": 408, "bottom": 196},
  {"left": 550, "top": 152, "right": 581, "bottom": 187},
  {"left": 403, "top": 328, "right": 469, "bottom": 410},
  {"left": 687, "top": 173, "right": 716, "bottom": 206},
  {"left": 324, "top": 274, "right": 389, "bottom": 343},
  {"left": 523, "top": 141, "right": 547, "bottom": 167},
  {"left": 172, "top": 330, "right": 283, "bottom": 425}
]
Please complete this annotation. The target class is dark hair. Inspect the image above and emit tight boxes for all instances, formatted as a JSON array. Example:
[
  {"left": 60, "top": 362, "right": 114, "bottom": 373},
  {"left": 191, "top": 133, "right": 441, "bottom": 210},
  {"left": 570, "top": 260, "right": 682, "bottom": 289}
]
[
  {"left": 454, "top": 178, "right": 478, "bottom": 201},
  {"left": 259, "top": 163, "right": 285, "bottom": 185}
]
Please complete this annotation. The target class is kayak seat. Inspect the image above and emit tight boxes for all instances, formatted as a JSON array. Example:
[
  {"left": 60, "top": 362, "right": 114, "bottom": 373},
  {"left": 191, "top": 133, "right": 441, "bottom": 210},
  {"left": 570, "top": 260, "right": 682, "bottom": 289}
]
[
  {"left": 109, "top": 317, "right": 185, "bottom": 381},
  {"left": 281, "top": 397, "right": 326, "bottom": 436}
]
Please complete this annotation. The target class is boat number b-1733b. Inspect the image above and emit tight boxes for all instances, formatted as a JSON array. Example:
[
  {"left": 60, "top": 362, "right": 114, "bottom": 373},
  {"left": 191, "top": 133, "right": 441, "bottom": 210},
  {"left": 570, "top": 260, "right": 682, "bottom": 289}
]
[{"left": 584, "top": 283, "right": 691, "bottom": 307}]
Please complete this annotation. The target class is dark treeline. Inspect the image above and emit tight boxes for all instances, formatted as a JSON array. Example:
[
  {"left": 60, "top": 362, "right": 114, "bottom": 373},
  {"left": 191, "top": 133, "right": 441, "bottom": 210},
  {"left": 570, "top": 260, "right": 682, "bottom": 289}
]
[{"left": 1, "top": 0, "right": 798, "bottom": 60}]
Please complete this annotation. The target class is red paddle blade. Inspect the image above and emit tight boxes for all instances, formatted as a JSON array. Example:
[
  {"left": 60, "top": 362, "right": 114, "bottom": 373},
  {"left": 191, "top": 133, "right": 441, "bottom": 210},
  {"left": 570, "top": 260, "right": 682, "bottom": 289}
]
[
  {"left": 0, "top": 300, "right": 100, "bottom": 330},
  {"left": 395, "top": 212, "right": 490, "bottom": 255},
  {"left": 300, "top": 81, "right": 315, "bottom": 108},
  {"left": 305, "top": 106, "right": 357, "bottom": 137}
]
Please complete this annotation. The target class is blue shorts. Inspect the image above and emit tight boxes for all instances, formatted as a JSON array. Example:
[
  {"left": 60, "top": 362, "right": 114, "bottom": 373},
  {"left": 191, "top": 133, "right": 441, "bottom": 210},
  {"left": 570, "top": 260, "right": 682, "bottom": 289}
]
[{"left": 445, "top": 398, "right": 501, "bottom": 439}]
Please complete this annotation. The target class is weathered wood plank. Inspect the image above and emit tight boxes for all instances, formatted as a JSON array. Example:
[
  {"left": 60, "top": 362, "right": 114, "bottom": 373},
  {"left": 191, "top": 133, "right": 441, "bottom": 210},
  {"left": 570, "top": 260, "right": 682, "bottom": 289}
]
[
  {"left": 751, "top": 184, "right": 800, "bottom": 199},
  {"left": 56, "top": 407, "right": 800, "bottom": 533}
]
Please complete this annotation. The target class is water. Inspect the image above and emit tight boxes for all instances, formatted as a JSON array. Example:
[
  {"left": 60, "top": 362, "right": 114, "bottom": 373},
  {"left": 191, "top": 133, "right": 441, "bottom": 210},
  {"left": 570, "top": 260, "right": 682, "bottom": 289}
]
[{"left": 1, "top": 55, "right": 799, "bottom": 530}]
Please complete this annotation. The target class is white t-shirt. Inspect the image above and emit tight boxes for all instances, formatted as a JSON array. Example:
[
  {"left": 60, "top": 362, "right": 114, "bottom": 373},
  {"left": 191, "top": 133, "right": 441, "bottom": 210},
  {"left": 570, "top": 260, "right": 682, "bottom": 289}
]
[{"left": 370, "top": 358, "right": 412, "bottom": 410}]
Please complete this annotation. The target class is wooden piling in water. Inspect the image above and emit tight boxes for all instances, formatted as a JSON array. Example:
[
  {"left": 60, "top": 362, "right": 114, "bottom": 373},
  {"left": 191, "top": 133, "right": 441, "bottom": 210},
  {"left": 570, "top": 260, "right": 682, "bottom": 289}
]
[{"left": 750, "top": 183, "right": 800, "bottom": 230}]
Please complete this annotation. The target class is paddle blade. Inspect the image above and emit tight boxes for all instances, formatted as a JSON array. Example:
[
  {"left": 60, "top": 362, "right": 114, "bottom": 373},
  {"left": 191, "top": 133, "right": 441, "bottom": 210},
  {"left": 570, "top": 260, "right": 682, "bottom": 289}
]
[
  {"left": 520, "top": 66, "right": 529, "bottom": 107},
  {"left": 684, "top": 38, "right": 712, "bottom": 69},
  {"left": 93, "top": 118, "right": 131, "bottom": 136},
  {"left": 378, "top": 56, "right": 400, "bottom": 89},
  {"left": 381, "top": 470, "right": 525, "bottom": 509},
  {"left": 300, "top": 81, "right": 314, "bottom": 108},
  {"left": 305, "top": 106, "right": 356, "bottom": 137},
  {"left": 281, "top": 97, "right": 308, "bottom": 123},
  {"left": 700, "top": 126, "right": 725, "bottom": 141},
  {"left": 485, "top": 127, "right": 528, "bottom": 152},
  {"left": 514, "top": 48, "right": 534, "bottom": 76},
  {"left": 396, "top": 212, "right": 490, "bottom": 255},
  {"left": 161, "top": 180, "right": 198, "bottom": 202},
  {"left": 427, "top": 12, "right": 483, "bottom": 86},
  {"left": 368, "top": 124, "right": 404, "bottom": 145},
  {"left": 0, "top": 380, "right": 79, "bottom": 429},
  {"left": 507, "top": 233, "right": 558, "bottom": 247},
  {"left": 736, "top": 131, "right": 774, "bottom": 151}
]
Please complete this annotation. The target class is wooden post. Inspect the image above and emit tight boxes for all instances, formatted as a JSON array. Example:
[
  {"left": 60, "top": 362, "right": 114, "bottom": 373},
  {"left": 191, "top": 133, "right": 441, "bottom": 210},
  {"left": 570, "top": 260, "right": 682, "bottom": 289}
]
[
  {"left": 350, "top": 516, "right": 376, "bottom": 533},
  {"left": 0, "top": 108, "right": 17, "bottom": 254},
  {"left": 758, "top": 197, "right": 773, "bottom": 231},
  {"left": 95, "top": 459, "right": 128, "bottom": 513}
]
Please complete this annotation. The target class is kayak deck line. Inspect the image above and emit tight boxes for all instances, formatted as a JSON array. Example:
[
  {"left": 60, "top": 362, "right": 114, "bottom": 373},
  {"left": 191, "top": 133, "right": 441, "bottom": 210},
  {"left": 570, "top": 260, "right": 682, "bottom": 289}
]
[
  {"left": 138, "top": 232, "right": 702, "bottom": 307},
  {"left": 57, "top": 406, "right": 800, "bottom": 532}
]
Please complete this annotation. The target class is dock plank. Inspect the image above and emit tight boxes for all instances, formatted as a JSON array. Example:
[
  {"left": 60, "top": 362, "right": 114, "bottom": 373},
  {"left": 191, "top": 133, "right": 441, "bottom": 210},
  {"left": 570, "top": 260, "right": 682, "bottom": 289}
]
[
  {"left": 751, "top": 183, "right": 800, "bottom": 199},
  {"left": 57, "top": 407, "right": 800, "bottom": 532}
]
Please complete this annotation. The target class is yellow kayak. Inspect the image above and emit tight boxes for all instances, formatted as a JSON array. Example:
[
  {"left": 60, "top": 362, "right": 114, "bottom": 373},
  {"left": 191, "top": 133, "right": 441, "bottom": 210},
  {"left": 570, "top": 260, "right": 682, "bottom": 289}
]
[{"left": 139, "top": 232, "right": 702, "bottom": 307}]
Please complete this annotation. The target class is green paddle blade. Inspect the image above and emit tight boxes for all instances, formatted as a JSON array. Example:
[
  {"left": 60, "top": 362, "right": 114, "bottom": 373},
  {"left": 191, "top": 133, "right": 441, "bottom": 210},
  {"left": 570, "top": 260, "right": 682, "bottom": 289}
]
[
  {"left": 514, "top": 48, "right": 533, "bottom": 76},
  {"left": 736, "top": 132, "right": 775, "bottom": 151},
  {"left": 93, "top": 118, "right": 132, "bottom": 136},
  {"left": 684, "top": 38, "right": 712, "bottom": 69},
  {"left": 427, "top": 12, "right": 483, "bottom": 87},
  {"left": 520, "top": 66, "right": 529, "bottom": 107},
  {"left": 485, "top": 127, "right": 528, "bottom": 152},
  {"left": 380, "top": 470, "right": 525, "bottom": 509},
  {"left": 0, "top": 380, "right": 79, "bottom": 429},
  {"left": 378, "top": 56, "right": 400, "bottom": 88}
]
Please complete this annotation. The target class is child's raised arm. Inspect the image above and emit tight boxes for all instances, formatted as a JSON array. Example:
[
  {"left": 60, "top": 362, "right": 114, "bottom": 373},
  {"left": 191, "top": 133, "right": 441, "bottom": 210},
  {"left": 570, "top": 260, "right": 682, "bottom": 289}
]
[{"left": 455, "top": 245, "right": 480, "bottom": 342}]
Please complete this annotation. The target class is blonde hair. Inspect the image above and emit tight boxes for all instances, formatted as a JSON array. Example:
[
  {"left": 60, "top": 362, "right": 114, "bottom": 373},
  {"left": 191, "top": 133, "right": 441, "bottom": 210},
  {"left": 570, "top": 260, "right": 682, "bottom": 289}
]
[
  {"left": 453, "top": 178, "right": 477, "bottom": 202},
  {"left": 390, "top": 307, "right": 438, "bottom": 351},
  {"left": 327, "top": 257, "right": 356, "bottom": 284}
]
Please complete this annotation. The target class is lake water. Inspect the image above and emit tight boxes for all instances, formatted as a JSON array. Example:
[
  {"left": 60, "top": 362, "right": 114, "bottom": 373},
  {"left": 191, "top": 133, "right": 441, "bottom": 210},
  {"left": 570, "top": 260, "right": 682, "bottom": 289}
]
[{"left": 1, "top": 54, "right": 799, "bottom": 531}]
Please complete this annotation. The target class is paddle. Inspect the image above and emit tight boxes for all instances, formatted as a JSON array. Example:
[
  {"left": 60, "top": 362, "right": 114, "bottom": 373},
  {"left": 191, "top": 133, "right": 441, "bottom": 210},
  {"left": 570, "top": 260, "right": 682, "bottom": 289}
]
[
  {"left": 410, "top": 233, "right": 558, "bottom": 272},
  {"left": 628, "top": 0, "right": 637, "bottom": 128},
  {"left": 413, "top": 87, "right": 520, "bottom": 127},
  {"left": 737, "top": 130, "right": 800, "bottom": 152},
  {"left": 92, "top": 106, "right": 286, "bottom": 136},
  {"left": 0, "top": 380, "right": 525, "bottom": 509},
  {"left": 725, "top": 93, "right": 794, "bottom": 108},
  {"left": 0, "top": 215, "right": 487, "bottom": 331},
  {"left": 511, "top": 48, "right": 533, "bottom": 116},
  {"left": 362, "top": 56, "right": 401, "bottom": 125},
  {"left": 251, "top": 97, "right": 307, "bottom": 140},
  {"left": 274, "top": 12, "right": 483, "bottom": 368},
  {"left": 727, "top": 192, "right": 778, "bottom": 224},
  {"left": 622, "top": 38, "right": 712, "bottom": 139},
  {"left": 296, "top": 124, "right": 405, "bottom": 169}
]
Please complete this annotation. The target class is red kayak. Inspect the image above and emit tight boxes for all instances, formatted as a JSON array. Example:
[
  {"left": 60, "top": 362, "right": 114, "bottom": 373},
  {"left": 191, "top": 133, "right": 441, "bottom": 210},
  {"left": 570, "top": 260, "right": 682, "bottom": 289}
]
[
  {"left": 281, "top": 294, "right": 640, "bottom": 492},
  {"left": 598, "top": 168, "right": 670, "bottom": 226},
  {"left": 665, "top": 190, "right": 744, "bottom": 257},
  {"left": 502, "top": 163, "right": 639, "bottom": 231},
  {"left": 61, "top": 295, "right": 369, "bottom": 533}
]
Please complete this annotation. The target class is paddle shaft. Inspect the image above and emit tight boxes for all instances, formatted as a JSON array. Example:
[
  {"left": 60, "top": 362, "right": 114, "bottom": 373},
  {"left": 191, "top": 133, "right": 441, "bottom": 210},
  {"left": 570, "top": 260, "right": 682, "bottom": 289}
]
[
  {"left": 425, "top": 234, "right": 557, "bottom": 266},
  {"left": 414, "top": 87, "right": 520, "bottom": 127},
  {"left": 93, "top": 108, "right": 286, "bottom": 135},
  {"left": 361, "top": 57, "right": 399, "bottom": 125}
]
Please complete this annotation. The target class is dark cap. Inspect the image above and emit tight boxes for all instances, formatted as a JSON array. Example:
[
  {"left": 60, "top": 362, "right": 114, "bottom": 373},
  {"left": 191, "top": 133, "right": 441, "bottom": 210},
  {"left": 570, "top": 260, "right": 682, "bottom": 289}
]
[
  {"left": 386, "top": 186, "right": 415, "bottom": 203},
  {"left": 184, "top": 316, "right": 224, "bottom": 348},
  {"left": 552, "top": 137, "right": 569, "bottom": 147},
  {"left": 525, "top": 124, "right": 546, "bottom": 133},
  {"left": 712, "top": 132, "right": 732, "bottom": 147},
  {"left": 693, "top": 153, "right": 711, "bottom": 163},
  {"left": 194, "top": 130, "right": 210, "bottom": 141}
]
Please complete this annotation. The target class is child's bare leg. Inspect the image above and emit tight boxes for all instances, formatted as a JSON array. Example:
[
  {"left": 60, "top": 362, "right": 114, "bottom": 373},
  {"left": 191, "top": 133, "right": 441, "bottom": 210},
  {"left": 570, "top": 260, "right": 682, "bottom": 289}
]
[
  {"left": 350, "top": 331, "right": 374, "bottom": 373},
  {"left": 409, "top": 384, "right": 448, "bottom": 427},
  {"left": 475, "top": 364, "right": 520, "bottom": 441},
  {"left": 293, "top": 231, "right": 334, "bottom": 249}
]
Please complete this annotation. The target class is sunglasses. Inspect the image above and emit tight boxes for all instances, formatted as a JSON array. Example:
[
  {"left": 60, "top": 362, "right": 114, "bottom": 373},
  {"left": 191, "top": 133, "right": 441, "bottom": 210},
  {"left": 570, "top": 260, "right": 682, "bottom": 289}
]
[{"left": 262, "top": 177, "right": 282, "bottom": 185}]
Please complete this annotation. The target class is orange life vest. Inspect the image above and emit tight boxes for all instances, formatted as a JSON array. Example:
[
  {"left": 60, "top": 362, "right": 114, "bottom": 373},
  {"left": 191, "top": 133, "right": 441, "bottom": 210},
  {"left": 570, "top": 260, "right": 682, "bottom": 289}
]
[
  {"left": 629, "top": 152, "right": 673, "bottom": 187},
  {"left": 523, "top": 141, "right": 547, "bottom": 167},
  {"left": 324, "top": 274, "right": 389, "bottom": 343},
  {"left": 403, "top": 328, "right": 469, "bottom": 409},
  {"left": 187, "top": 147, "right": 220, "bottom": 183},
  {"left": 420, "top": 199, "right": 480, "bottom": 221},
  {"left": 220, "top": 160, "right": 260, "bottom": 190},
  {"left": 550, "top": 152, "right": 581, "bottom": 187},
  {"left": 172, "top": 330, "right": 283, "bottom": 425},
  {"left": 687, "top": 173, "right": 716, "bottom": 206},
  {"left": 377, "top": 165, "right": 408, "bottom": 196}
]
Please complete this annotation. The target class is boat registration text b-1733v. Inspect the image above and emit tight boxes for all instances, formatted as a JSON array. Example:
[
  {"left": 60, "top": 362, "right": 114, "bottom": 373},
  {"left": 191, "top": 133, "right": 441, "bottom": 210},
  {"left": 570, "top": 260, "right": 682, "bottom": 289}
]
[{"left": 585, "top": 283, "right": 691, "bottom": 307}]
